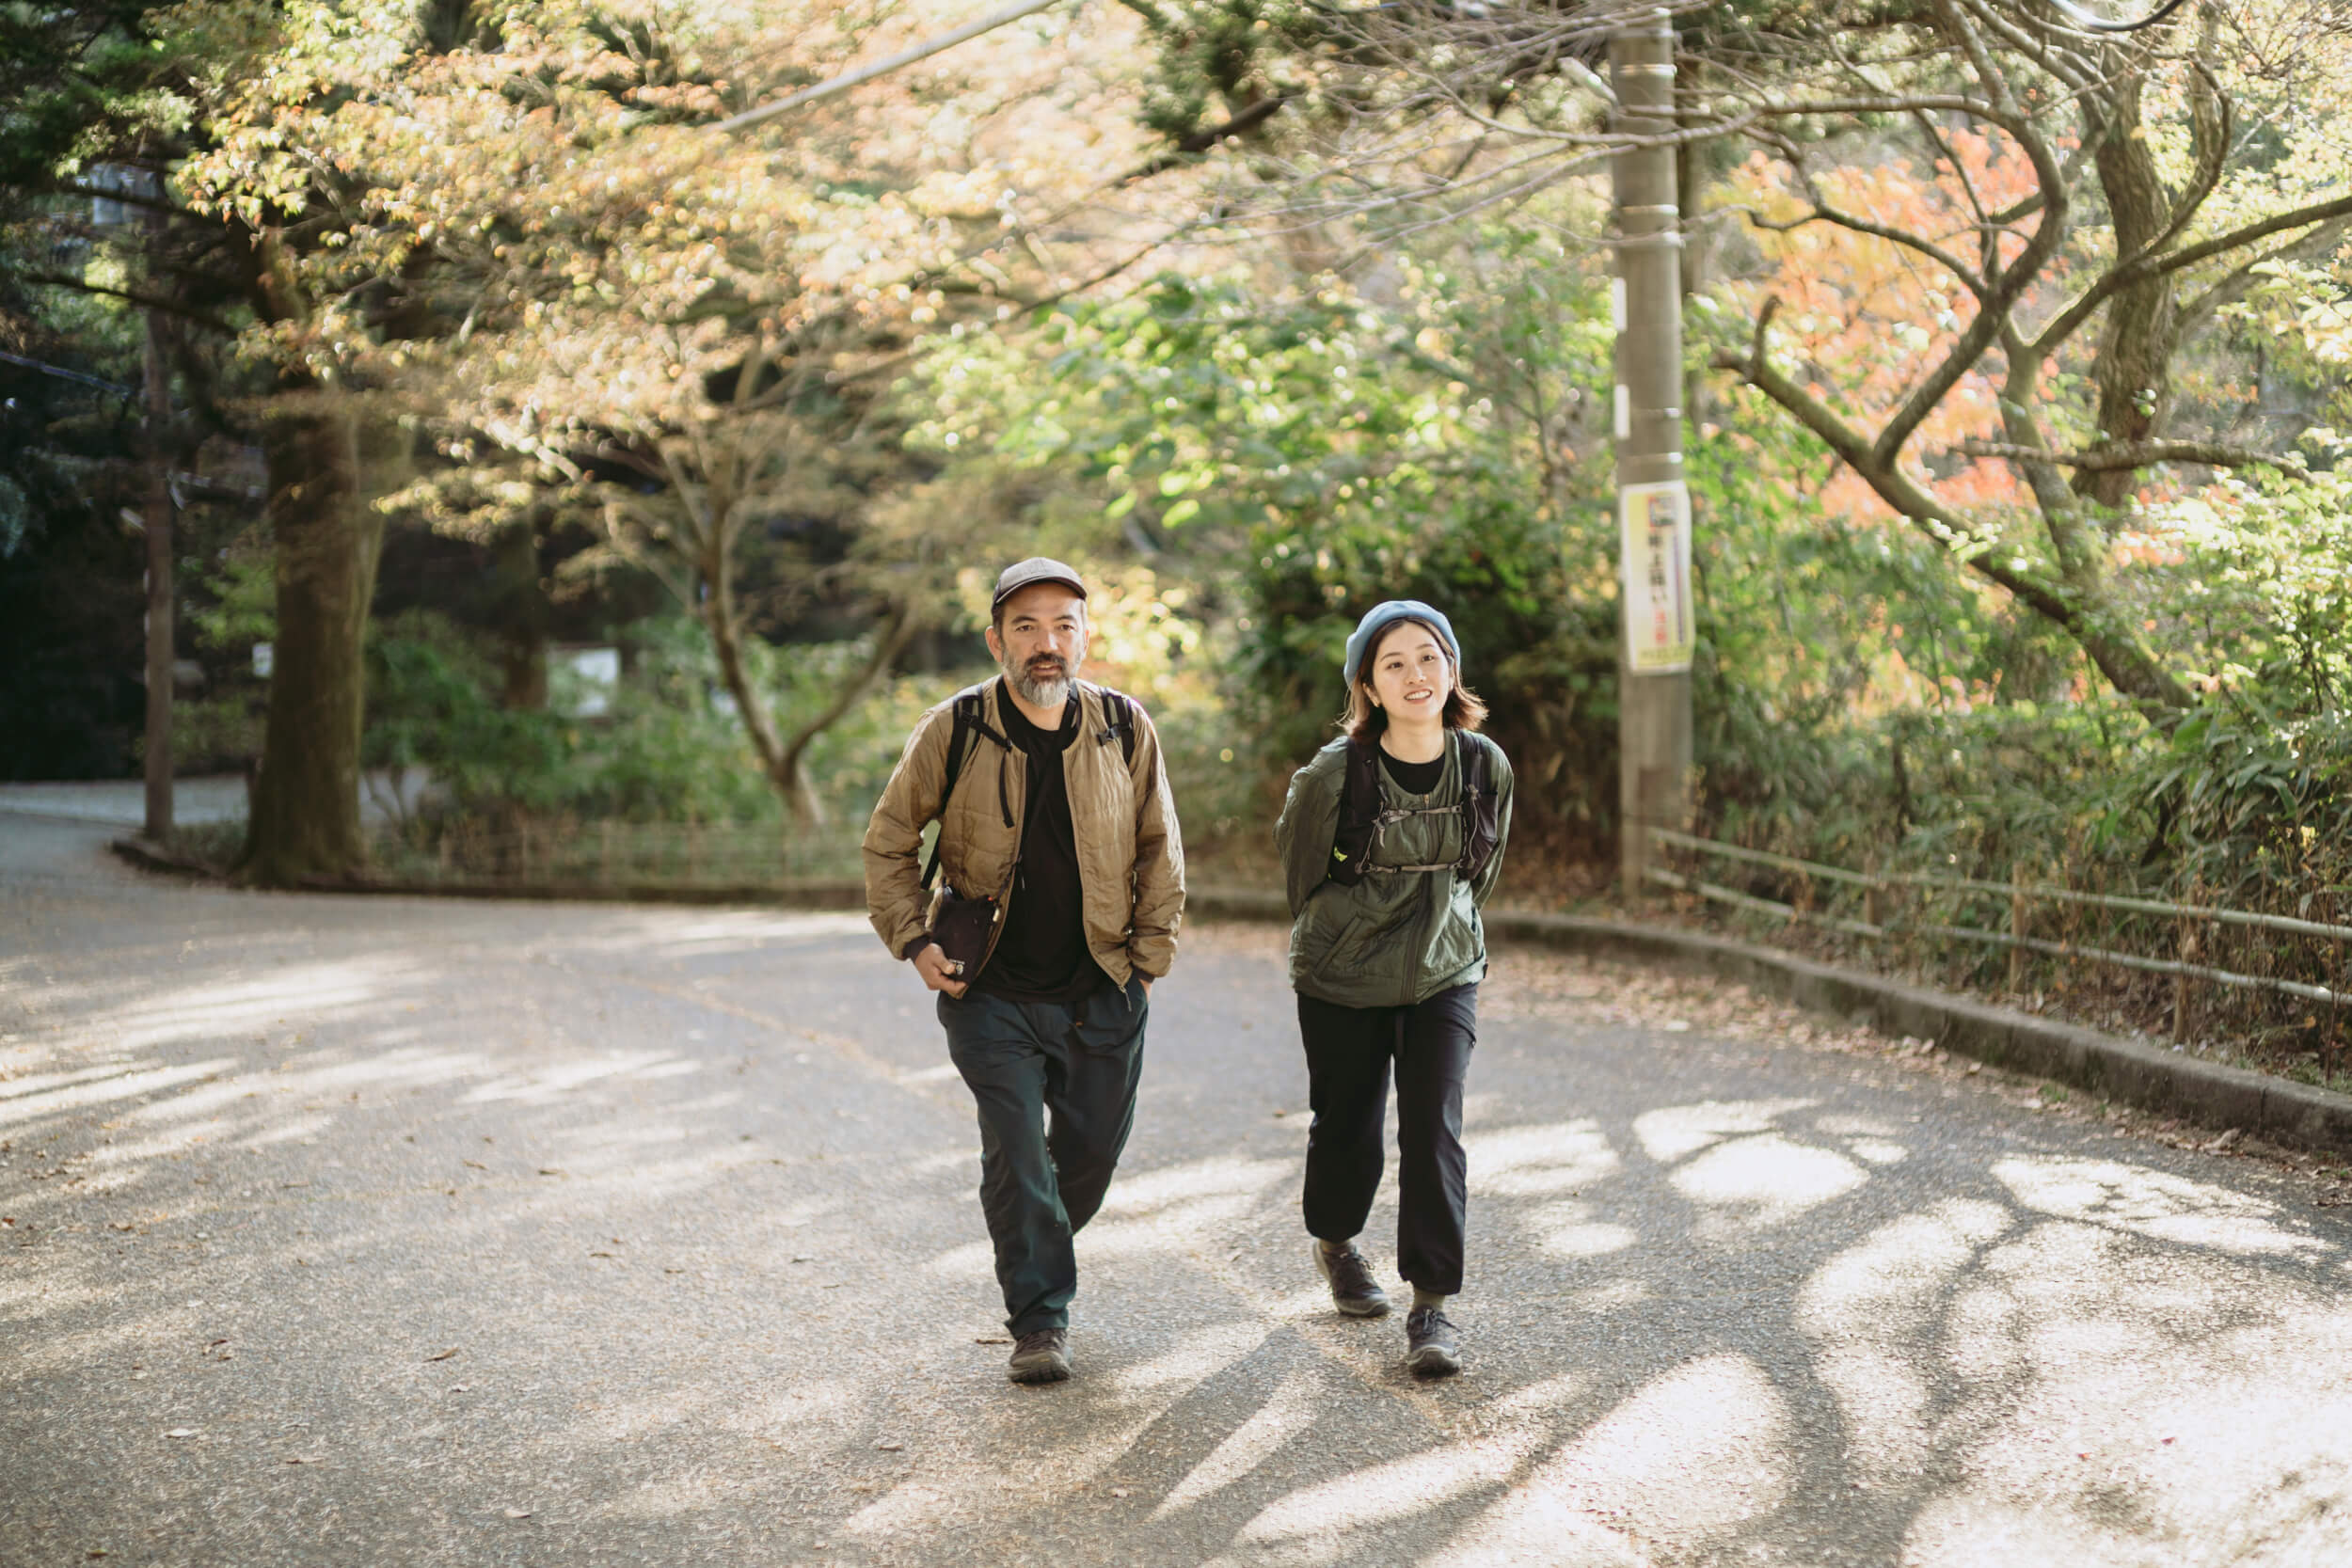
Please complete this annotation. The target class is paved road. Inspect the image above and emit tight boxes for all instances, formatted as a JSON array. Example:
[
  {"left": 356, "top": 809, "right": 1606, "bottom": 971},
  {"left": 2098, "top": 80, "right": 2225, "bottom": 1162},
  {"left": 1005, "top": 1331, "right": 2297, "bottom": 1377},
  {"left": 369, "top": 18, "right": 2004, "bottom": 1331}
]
[{"left": 5, "top": 810, "right": 2351, "bottom": 1567}]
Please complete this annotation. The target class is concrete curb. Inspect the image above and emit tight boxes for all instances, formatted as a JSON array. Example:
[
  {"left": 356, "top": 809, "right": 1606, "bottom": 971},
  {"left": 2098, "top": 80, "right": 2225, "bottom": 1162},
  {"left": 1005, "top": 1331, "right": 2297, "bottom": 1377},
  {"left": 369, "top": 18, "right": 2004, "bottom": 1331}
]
[
  {"left": 1186, "top": 886, "right": 2352, "bottom": 1159},
  {"left": 108, "top": 835, "right": 226, "bottom": 880}
]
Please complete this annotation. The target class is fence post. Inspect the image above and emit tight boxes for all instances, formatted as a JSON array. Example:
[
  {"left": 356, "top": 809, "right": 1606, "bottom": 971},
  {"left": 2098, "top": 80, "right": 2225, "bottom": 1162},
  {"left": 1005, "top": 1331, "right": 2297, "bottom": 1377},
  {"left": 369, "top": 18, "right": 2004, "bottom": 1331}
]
[
  {"left": 2172, "top": 898, "right": 2200, "bottom": 1045},
  {"left": 2328, "top": 936, "right": 2344, "bottom": 1086},
  {"left": 600, "top": 820, "right": 615, "bottom": 885},
  {"left": 2009, "top": 863, "right": 2027, "bottom": 994},
  {"left": 1862, "top": 858, "right": 1882, "bottom": 932},
  {"left": 688, "top": 816, "right": 703, "bottom": 884}
]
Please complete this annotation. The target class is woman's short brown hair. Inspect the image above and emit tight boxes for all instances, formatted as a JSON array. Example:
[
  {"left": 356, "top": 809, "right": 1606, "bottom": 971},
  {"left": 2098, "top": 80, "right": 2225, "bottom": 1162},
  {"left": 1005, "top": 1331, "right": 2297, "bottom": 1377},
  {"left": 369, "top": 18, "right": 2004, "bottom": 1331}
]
[{"left": 1340, "top": 617, "right": 1488, "bottom": 743}]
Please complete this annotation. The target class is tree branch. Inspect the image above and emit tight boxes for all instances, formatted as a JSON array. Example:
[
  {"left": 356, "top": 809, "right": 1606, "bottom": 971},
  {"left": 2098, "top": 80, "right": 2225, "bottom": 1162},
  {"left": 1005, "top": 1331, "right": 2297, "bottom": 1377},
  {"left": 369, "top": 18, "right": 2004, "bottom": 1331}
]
[
  {"left": 1712, "top": 330, "right": 2193, "bottom": 716},
  {"left": 16, "top": 272, "right": 236, "bottom": 336},
  {"left": 1958, "top": 438, "right": 2292, "bottom": 471},
  {"left": 1119, "top": 94, "right": 1294, "bottom": 184}
]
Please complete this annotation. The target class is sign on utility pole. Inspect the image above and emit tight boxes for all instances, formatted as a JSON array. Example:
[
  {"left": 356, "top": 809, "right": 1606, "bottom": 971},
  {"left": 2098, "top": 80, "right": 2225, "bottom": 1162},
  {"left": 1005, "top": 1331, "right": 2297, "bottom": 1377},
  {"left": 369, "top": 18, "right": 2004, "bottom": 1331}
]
[{"left": 1609, "top": 10, "right": 1691, "bottom": 900}]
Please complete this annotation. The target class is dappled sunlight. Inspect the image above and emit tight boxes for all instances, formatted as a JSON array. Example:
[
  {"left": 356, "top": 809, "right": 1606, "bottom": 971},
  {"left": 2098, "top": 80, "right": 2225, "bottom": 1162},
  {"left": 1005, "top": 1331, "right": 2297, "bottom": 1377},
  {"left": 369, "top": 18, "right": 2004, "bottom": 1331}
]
[
  {"left": 71, "top": 958, "right": 420, "bottom": 1053},
  {"left": 580, "top": 1373, "right": 864, "bottom": 1452},
  {"left": 460, "top": 1051, "right": 704, "bottom": 1104},
  {"left": 2, "top": 1059, "right": 164, "bottom": 1101},
  {"left": 1221, "top": 1354, "right": 1792, "bottom": 1566},
  {"left": 1253, "top": 1285, "right": 1347, "bottom": 1324},
  {"left": 0, "top": 1057, "right": 238, "bottom": 1132},
  {"left": 1438, "top": 1354, "right": 1793, "bottom": 1562},
  {"left": 1561, "top": 1279, "right": 1655, "bottom": 1315},
  {"left": 924, "top": 1238, "right": 998, "bottom": 1282},
  {"left": 1668, "top": 1133, "right": 1867, "bottom": 1230},
  {"left": 1235, "top": 1427, "right": 1543, "bottom": 1549},
  {"left": 1799, "top": 1199, "right": 2016, "bottom": 1483},
  {"left": 1904, "top": 1294, "right": 2352, "bottom": 1566},
  {"left": 1813, "top": 1345, "right": 1932, "bottom": 1485},
  {"left": 1108, "top": 1321, "right": 1274, "bottom": 1396},
  {"left": 1465, "top": 1119, "right": 1621, "bottom": 1197},
  {"left": 1083, "top": 1155, "right": 1295, "bottom": 1254},
  {"left": 547, "top": 910, "right": 871, "bottom": 963},
  {"left": 1799, "top": 1199, "right": 2013, "bottom": 1334},
  {"left": 1631, "top": 1099, "right": 1816, "bottom": 1163},
  {"left": 1944, "top": 1278, "right": 2028, "bottom": 1385},
  {"left": 1152, "top": 1368, "right": 1321, "bottom": 1517},
  {"left": 1994, "top": 1155, "right": 2328, "bottom": 1259},
  {"left": 1529, "top": 1200, "right": 1639, "bottom": 1259}
]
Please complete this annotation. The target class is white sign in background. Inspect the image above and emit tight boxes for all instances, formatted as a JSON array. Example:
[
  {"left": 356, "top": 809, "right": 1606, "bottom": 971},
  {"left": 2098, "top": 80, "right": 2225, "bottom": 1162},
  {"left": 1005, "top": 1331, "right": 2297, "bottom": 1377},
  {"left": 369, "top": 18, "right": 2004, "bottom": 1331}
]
[{"left": 1620, "top": 480, "right": 1694, "bottom": 673}]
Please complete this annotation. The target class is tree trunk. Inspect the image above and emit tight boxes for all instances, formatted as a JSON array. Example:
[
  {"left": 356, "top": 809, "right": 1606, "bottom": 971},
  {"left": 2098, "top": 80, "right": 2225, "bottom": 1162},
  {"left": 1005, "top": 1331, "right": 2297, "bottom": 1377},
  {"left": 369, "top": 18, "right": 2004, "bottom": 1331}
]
[
  {"left": 238, "top": 394, "right": 384, "bottom": 886},
  {"left": 773, "top": 604, "right": 919, "bottom": 824},
  {"left": 490, "top": 522, "right": 549, "bottom": 708},
  {"left": 2077, "top": 70, "right": 2181, "bottom": 508}
]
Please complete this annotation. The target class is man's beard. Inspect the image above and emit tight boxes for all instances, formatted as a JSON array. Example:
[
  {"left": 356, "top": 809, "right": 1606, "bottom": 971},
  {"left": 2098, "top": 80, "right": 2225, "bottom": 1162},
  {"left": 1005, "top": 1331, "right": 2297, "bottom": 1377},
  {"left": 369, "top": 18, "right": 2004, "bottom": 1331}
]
[{"left": 1003, "top": 646, "right": 1081, "bottom": 709}]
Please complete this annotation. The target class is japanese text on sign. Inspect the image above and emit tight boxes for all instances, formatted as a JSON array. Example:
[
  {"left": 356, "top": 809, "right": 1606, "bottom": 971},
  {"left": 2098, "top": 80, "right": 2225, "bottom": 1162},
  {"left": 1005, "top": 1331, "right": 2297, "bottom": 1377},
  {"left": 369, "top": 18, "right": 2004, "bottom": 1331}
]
[{"left": 1619, "top": 481, "right": 1693, "bottom": 673}]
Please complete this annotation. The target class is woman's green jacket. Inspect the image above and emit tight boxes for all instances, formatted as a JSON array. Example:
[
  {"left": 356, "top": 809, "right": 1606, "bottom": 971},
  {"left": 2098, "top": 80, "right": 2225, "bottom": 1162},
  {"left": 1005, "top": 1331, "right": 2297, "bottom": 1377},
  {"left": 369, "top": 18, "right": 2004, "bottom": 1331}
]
[{"left": 1274, "top": 730, "right": 1514, "bottom": 1008}]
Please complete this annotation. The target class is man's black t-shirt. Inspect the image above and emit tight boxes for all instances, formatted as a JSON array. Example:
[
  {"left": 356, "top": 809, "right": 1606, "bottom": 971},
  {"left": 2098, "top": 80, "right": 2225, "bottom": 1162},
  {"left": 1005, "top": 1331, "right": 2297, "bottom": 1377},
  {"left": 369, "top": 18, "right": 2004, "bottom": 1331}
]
[{"left": 976, "top": 680, "right": 1099, "bottom": 1001}]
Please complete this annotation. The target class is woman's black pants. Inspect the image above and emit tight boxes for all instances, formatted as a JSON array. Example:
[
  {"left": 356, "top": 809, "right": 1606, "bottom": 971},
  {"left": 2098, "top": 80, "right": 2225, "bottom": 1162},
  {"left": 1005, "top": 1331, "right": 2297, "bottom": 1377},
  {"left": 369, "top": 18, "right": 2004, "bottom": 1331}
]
[{"left": 1296, "top": 982, "right": 1476, "bottom": 1295}]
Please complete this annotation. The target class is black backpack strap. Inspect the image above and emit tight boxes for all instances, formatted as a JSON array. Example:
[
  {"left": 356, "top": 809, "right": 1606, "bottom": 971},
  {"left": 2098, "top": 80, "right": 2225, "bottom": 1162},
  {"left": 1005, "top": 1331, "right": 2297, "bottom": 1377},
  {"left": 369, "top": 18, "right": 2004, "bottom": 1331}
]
[
  {"left": 1454, "top": 734, "right": 1501, "bottom": 880},
  {"left": 1331, "top": 733, "right": 1500, "bottom": 883},
  {"left": 1327, "top": 738, "right": 1382, "bottom": 886},
  {"left": 1094, "top": 688, "right": 1137, "bottom": 768},
  {"left": 922, "top": 690, "right": 1011, "bottom": 892}
]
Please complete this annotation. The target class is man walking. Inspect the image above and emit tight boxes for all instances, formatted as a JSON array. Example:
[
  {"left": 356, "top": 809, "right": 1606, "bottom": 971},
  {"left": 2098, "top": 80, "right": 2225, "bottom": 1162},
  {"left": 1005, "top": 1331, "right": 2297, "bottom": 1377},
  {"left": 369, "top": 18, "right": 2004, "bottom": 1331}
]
[{"left": 864, "top": 558, "right": 1185, "bottom": 1384}]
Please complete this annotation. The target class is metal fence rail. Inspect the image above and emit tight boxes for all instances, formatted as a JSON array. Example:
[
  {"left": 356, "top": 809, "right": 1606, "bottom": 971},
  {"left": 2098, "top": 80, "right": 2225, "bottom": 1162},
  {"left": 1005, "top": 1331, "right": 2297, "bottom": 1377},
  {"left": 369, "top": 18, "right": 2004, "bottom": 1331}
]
[
  {"left": 1646, "top": 827, "right": 2352, "bottom": 942},
  {"left": 370, "top": 820, "right": 866, "bottom": 886},
  {"left": 1644, "top": 828, "right": 2349, "bottom": 1022}
]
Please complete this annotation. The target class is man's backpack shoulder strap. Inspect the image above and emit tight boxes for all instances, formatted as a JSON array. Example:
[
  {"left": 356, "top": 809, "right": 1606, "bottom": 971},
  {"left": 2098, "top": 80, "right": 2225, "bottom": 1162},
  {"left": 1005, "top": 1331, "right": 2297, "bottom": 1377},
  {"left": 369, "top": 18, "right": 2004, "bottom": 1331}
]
[
  {"left": 1093, "top": 686, "right": 1138, "bottom": 768},
  {"left": 938, "top": 689, "right": 988, "bottom": 802},
  {"left": 924, "top": 687, "right": 1012, "bottom": 891}
]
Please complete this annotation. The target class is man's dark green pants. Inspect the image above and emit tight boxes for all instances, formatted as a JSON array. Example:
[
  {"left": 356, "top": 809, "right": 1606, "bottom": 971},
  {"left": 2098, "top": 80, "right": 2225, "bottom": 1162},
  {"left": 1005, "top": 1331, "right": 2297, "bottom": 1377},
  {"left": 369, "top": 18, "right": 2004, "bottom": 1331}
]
[{"left": 938, "top": 974, "right": 1149, "bottom": 1336}]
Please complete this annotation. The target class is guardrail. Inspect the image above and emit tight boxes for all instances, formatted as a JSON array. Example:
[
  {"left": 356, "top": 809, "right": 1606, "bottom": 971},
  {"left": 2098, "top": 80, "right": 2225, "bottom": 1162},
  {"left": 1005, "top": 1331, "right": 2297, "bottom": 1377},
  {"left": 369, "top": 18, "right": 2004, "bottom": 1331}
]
[{"left": 1643, "top": 827, "right": 2350, "bottom": 1039}]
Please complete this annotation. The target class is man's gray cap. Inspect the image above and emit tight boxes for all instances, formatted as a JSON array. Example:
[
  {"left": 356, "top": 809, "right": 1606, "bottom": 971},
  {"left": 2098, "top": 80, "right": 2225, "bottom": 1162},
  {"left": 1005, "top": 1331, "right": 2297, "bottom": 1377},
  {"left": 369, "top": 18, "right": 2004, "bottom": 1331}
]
[{"left": 993, "top": 557, "right": 1089, "bottom": 609}]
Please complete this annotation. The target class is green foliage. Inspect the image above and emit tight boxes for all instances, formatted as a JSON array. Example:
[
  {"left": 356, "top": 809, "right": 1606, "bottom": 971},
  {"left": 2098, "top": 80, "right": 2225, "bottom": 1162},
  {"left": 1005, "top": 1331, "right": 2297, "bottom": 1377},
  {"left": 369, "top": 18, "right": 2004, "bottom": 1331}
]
[
  {"left": 186, "top": 534, "right": 277, "bottom": 655},
  {"left": 917, "top": 238, "right": 1626, "bottom": 856},
  {"left": 365, "top": 610, "right": 574, "bottom": 818},
  {"left": 358, "top": 610, "right": 944, "bottom": 834}
]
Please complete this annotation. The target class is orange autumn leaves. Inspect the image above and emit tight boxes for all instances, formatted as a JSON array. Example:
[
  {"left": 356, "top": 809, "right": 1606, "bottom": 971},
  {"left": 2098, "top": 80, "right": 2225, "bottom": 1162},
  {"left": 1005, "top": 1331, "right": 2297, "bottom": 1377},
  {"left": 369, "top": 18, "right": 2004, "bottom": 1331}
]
[{"left": 1717, "top": 126, "right": 2051, "bottom": 525}]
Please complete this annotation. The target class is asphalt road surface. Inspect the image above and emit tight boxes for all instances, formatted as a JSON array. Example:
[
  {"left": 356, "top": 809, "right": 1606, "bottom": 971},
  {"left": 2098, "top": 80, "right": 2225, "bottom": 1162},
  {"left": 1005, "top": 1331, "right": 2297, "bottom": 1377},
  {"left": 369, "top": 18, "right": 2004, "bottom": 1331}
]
[{"left": 6, "top": 809, "right": 2351, "bottom": 1567}]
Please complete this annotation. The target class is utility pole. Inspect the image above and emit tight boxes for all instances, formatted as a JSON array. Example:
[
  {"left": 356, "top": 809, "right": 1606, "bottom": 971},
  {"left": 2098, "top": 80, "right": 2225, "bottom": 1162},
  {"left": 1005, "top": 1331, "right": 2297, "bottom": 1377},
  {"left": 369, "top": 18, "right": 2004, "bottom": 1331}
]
[
  {"left": 139, "top": 188, "right": 176, "bottom": 843},
  {"left": 1610, "top": 10, "right": 1692, "bottom": 901}
]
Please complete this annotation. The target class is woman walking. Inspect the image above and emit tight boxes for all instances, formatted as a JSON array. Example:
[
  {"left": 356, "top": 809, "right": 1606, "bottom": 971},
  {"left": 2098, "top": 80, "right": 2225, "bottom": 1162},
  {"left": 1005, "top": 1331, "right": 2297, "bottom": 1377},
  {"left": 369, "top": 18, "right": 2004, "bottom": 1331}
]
[{"left": 1274, "top": 601, "right": 1513, "bottom": 1377}]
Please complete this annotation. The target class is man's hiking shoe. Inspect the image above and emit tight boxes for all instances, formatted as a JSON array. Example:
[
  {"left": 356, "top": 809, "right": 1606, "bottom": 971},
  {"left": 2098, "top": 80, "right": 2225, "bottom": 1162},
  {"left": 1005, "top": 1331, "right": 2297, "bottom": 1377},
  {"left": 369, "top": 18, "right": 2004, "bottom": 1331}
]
[
  {"left": 1406, "top": 1306, "right": 1461, "bottom": 1378},
  {"left": 1314, "top": 1243, "right": 1392, "bottom": 1318},
  {"left": 1008, "top": 1326, "right": 1072, "bottom": 1384}
]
